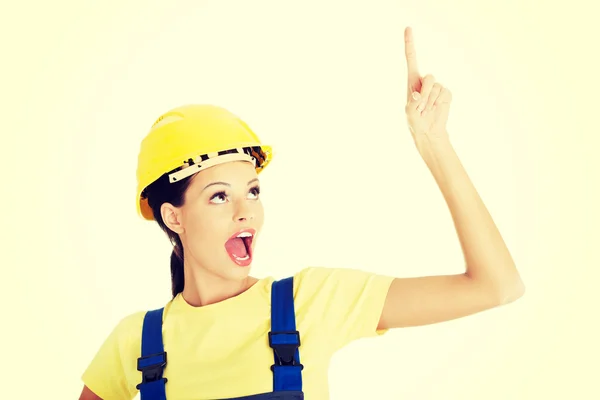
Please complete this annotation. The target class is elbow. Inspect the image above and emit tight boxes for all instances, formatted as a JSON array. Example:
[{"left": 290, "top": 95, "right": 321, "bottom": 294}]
[
  {"left": 469, "top": 266, "right": 525, "bottom": 306},
  {"left": 465, "top": 263, "right": 525, "bottom": 307},
  {"left": 497, "top": 273, "right": 526, "bottom": 305}
]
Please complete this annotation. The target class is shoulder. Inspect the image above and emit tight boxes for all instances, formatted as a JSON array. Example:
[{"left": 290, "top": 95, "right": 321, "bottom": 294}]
[
  {"left": 97, "top": 309, "right": 148, "bottom": 357},
  {"left": 81, "top": 309, "right": 152, "bottom": 399},
  {"left": 291, "top": 266, "right": 394, "bottom": 308},
  {"left": 292, "top": 266, "right": 394, "bottom": 291},
  {"left": 113, "top": 309, "right": 148, "bottom": 337},
  {"left": 292, "top": 265, "right": 351, "bottom": 284},
  {"left": 289, "top": 266, "right": 395, "bottom": 347},
  {"left": 100, "top": 304, "right": 171, "bottom": 355}
]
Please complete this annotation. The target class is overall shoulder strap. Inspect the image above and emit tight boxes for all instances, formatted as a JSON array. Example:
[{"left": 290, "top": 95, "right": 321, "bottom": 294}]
[
  {"left": 136, "top": 307, "right": 168, "bottom": 400},
  {"left": 269, "top": 276, "right": 303, "bottom": 392}
]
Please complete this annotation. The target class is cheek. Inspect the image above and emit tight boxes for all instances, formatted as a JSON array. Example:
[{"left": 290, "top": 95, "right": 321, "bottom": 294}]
[
  {"left": 249, "top": 200, "right": 264, "bottom": 226},
  {"left": 182, "top": 207, "right": 224, "bottom": 245},
  {"left": 255, "top": 203, "right": 265, "bottom": 226}
]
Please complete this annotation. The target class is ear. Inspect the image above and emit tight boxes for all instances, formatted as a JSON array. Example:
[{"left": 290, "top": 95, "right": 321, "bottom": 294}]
[{"left": 161, "top": 203, "right": 185, "bottom": 234}]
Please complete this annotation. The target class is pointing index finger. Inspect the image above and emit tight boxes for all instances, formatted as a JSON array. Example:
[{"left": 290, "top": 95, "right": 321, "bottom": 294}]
[{"left": 404, "top": 27, "right": 419, "bottom": 81}]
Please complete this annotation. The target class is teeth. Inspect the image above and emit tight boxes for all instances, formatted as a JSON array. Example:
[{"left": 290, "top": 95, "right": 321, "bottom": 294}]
[{"left": 237, "top": 232, "right": 253, "bottom": 238}]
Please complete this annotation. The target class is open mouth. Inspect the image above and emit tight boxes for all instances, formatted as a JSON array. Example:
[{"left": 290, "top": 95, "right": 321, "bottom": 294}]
[{"left": 224, "top": 229, "right": 255, "bottom": 266}]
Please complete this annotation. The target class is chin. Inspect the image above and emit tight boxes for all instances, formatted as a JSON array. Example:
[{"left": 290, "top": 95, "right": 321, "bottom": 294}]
[{"left": 218, "top": 259, "right": 253, "bottom": 281}]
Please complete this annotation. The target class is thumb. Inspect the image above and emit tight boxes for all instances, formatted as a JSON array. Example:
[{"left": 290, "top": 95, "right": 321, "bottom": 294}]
[{"left": 408, "top": 91, "right": 421, "bottom": 107}]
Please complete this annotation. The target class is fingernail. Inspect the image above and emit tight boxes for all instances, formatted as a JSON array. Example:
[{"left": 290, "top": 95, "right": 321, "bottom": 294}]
[
  {"left": 412, "top": 92, "right": 420, "bottom": 101},
  {"left": 418, "top": 103, "right": 426, "bottom": 111}
]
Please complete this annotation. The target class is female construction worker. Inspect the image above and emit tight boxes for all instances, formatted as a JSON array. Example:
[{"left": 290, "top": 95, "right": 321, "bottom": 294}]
[{"left": 79, "top": 27, "right": 524, "bottom": 400}]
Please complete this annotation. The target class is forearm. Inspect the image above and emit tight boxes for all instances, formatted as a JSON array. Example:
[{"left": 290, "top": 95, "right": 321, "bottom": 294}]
[{"left": 417, "top": 134, "right": 524, "bottom": 302}]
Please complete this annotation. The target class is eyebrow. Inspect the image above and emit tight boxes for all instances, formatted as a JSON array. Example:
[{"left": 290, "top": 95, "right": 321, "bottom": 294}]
[{"left": 202, "top": 178, "right": 260, "bottom": 192}]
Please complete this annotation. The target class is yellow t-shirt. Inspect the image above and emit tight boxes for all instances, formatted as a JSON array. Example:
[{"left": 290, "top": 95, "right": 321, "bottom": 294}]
[{"left": 81, "top": 266, "right": 395, "bottom": 399}]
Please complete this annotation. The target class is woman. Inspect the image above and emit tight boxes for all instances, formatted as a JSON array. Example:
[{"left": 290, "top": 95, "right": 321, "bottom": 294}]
[{"left": 79, "top": 27, "right": 524, "bottom": 400}]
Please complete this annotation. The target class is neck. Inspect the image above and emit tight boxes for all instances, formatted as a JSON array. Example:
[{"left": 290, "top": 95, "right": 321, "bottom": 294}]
[{"left": 180, "top": 262, "right": 258, "bottom": 307}]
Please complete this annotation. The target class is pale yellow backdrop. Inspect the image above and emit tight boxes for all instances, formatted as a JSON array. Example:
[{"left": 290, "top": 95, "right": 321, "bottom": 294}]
[{"left": 1, "top": 0, "right": 598, "bottom": 399}]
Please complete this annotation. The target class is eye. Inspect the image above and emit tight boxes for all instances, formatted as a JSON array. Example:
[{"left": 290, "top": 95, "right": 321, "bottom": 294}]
[
  {"left": 209, "top": 186, "right": 260, "bottom": 204},
  {"left": 248, "top": 185, "right": 261, "bottom": 199},
  {"left": 209, "top": 191, "right": 228, "bottom": 204}
]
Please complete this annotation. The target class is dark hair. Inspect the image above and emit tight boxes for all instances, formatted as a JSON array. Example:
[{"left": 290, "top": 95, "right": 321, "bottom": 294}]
[{"left": 143, "top": 173, "right": 194, "bottom": 298}]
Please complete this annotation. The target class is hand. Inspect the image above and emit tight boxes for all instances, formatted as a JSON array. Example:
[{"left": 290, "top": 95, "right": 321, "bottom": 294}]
[{"left": 403, "top": 27, "right": 453, "bottom": 146}]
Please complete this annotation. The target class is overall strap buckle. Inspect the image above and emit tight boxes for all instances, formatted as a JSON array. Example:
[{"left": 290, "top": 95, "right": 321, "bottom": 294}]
[
  {"left": 269, "top": 331, "right": 304, "bottom": 370},
  {"left": 136, "top": 352, "right": 168, "bottom": 389}
]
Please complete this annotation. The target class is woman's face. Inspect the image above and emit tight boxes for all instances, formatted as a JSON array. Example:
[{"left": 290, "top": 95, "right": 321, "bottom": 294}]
[{"left": 166, "top": 160, "right": 265, "bottom": 281}]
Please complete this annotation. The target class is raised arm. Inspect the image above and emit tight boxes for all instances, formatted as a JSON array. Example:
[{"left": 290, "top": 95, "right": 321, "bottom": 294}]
[{"left": 377, "top": 27, "right": 525, "bottom": 330}]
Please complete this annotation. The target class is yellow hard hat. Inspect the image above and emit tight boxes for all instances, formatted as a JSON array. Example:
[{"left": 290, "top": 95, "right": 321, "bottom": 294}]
[{"left": 135, "top": 104, "right": 273, "bottom": 220}]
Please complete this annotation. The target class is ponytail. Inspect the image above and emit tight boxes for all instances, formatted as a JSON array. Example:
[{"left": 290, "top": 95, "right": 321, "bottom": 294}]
[
  {"left": 144, "top": 172, "right": 194, "bottom": 299},
  {"left": 170, "top": 239, "right": 185, "bottom": 298}
]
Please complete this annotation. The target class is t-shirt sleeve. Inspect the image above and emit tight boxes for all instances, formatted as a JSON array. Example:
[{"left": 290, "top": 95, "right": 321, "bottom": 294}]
[
  {"left": 293, "top": 266, "right": 395, "bottom": 351},
  {"left": 81, "top": 311, "right": 146, "bottom": 400}
]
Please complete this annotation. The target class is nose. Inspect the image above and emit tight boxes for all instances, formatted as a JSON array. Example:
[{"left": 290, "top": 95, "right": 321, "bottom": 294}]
[{"left": 233, "top": 199, "right": 254, "bottom": 222}]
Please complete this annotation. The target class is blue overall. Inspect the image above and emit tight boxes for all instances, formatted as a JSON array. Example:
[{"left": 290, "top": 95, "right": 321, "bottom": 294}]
[{"left": 135, "top": 277, "right": 304, "bottom": 400}]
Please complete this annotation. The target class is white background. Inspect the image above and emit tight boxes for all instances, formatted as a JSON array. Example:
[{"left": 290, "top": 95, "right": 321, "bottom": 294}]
[{"left": 2, "top": 0, "right": 599, "bottom": 398}]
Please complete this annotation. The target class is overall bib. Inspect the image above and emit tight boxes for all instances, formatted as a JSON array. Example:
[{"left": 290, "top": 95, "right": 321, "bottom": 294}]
[{"left": 135, "top": 277, "right": 304, "bottom": 400}]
